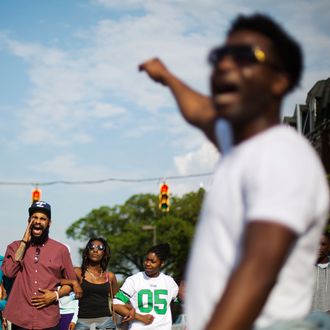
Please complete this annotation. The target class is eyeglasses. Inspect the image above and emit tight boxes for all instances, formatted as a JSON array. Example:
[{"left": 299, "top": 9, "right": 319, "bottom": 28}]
[
  {"left": 88, "top": 243, "right": 105, "bottom": 251},
  {"left": 34, "top": 247, "right": 40, "bottom": 263},
  {"left": 208, "top": 45, "right": 279, "bottom": 69}
]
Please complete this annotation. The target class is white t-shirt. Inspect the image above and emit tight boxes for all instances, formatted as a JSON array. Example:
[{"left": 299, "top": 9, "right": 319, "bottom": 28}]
[
  {"left": 186, "top": 125, "right": 330, "bottom": 330},
  {"left": 114, "top": 271, "right": 178, "bottom": 330},
  {"left": 59, "top": 292, "right": 79, "bottom": 324}
]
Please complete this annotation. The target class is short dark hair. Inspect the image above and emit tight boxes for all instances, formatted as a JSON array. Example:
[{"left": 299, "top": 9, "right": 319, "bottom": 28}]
[
  {"left": 147, "top": 243, "right": 170, "bottom": 262},
  {"left": 228, "top": 13, "right": 303, "bottom": 93},
  {"left": 323, "top": 231, "right": 330, "bottom": 241}
]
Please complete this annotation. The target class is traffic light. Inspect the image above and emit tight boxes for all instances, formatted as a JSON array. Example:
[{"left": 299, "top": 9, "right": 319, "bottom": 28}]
[
  {"left": 32, "top": 188, "right": 41, "bottom": 203},
  {"left": 159, "top": 183, "right": 170, "bottom": 212}
]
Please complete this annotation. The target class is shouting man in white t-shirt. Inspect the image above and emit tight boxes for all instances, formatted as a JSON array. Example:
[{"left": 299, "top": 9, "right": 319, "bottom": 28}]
[{"left": 139, "top": 13, "right": 330, "bottom": 330}]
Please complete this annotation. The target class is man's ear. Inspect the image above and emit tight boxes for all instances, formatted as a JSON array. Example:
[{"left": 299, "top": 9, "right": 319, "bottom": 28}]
[{"left": 272, "top": 72, "right": 290, "bottom": 97}]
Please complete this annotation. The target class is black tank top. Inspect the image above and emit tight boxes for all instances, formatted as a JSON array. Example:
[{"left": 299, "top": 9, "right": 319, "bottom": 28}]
[{"left": 78, "top": 278, "right": 111, "bottom": 318}]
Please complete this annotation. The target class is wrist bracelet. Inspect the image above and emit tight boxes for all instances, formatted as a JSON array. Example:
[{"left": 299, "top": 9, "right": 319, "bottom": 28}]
[
  {"left": 54, "top": 291, "right": 59, "bottom": 301},
  {"left": 21, "top": 240, "right": 28, "bottom": 245}
]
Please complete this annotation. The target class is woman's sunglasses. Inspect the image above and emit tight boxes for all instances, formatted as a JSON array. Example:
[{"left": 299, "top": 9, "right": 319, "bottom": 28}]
[
  {"left": 88, "top": 243, "right": 105, "bottom": 251},
  {"left": 208, "top": 44, "right": 279, "bottom": 69}
]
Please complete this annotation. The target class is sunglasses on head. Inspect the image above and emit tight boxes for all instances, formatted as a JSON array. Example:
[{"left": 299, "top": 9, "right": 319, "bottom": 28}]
[
  {"left": 208, "top": 44, "right": 279, "bottom": 69},
  {"left": 88, "top": 243, "right": 105, "bottom": 251}
]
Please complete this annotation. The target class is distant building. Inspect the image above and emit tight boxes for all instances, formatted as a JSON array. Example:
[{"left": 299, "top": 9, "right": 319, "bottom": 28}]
[{"left": 283, "top": 78, "right": 330, "bottom": 175}]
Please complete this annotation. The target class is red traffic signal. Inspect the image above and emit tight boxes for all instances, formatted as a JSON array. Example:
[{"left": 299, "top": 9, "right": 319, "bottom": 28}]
[
  {"left": 161, "top": 183, "right": 168, "bottom": 193},
  {"left": 32, "top": 188, "right": 41, "bottom": 203},
  {"left": 159, "top": 183, "right": 170, "bottom": 212}
]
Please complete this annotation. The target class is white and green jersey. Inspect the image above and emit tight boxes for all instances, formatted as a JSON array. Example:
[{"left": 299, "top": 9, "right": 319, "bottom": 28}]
[{"left": 114, "top": 271, "right": 178, "bottom": 330}]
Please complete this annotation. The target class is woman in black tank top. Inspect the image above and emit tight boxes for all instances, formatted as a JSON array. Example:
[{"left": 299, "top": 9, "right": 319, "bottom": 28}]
[{"left": 74, "top": 237, "right": 118, "bottom": 330}]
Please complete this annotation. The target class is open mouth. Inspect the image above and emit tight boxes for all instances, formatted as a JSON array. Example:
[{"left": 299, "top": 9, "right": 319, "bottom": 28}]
[
  {"left": 213, "top": 81, "right": 240, "bottom": 106},
  {"left": 215, "top": 81, "right": 240, "bottom": 96},
  {"left": 217, "top": 82, "right": 239, "bottom": 94},
  {"left": 32, "top": 226, "right": 43, "bottom": 236}
]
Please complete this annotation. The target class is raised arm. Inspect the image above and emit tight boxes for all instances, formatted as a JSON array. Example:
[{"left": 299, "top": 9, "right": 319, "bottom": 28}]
[
  {"left": 139, "top": 58, "right": 220, "bottom": 149},
  {"left": 2, "top": 220, "right": 35, "bottom": 278},
  {"left": 205, "top": 221, "right": 296, "bottom": 330}
]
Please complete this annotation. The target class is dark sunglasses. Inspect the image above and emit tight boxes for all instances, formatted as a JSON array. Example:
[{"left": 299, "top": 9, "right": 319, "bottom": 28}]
[
  {"left": 88, "top": 243, "right": 105, "bottom": 251},
  {"left": 34, "top": 247, "right": 40, "bottom": 263},
  {"left": 208, "top": 44, "right": 279, "bottom": 69}
]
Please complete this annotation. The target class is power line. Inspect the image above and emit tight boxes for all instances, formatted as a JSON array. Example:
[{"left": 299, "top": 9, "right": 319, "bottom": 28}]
[{"left": 0, "top": 172, "right": 214, "bottom": 187}]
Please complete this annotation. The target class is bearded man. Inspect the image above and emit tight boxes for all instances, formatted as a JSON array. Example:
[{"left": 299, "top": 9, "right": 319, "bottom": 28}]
[{"left": 2, "top": 201, "right": 78, "bottom": 330}]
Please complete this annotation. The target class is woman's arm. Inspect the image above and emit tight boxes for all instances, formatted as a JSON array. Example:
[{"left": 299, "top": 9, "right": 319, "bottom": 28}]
[
  {"left": 109, "top": 272, "right": 119, "bottom": 296},
  {"left": 113, "top": 304, "right": 153, "bottom": 325},
  {"left": 59, "top": 268, "right": 83, "bottom": 298}
]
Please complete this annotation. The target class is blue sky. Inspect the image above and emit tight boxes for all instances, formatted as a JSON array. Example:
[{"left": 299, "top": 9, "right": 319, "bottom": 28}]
[{"left": 1, "top": 0, "right": 329, "bottom": 265}]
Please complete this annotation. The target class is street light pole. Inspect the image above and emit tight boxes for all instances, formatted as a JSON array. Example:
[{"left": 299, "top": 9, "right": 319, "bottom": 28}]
[{"left": 142, "top": 225, "right": 157, "bottom": 246}]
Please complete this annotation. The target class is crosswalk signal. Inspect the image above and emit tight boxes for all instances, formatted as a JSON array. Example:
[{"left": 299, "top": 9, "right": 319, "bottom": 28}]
[
  {"left": 32, "top": 188, "right": 41, "bottom": 203},
  {"left": 159, "top": 183, "right": 170, "bottom": 212}
]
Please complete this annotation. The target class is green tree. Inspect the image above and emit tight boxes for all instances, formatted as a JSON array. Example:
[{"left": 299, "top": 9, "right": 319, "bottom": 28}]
[{"left": 66, "top": 188, "right": 204, "bottom": 281}]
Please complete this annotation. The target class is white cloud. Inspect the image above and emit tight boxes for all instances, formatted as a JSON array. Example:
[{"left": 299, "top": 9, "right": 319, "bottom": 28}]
[
  {"left": 2, "top": 0, "right": 330, "bottom": 152},
  {"left": 174, "top": 142, "right": 219, "bottom": 176},
  {"left": 4, "top": 37, "right": 67, "bottom": 65},
  {"left": 28, "top": 153, "right": 128, "bottom": 194},
  {"left": 169, "top": 140, "right": 219, "bottom": 196},
  {"left": 2, "top": 37, "right": 129, "bottom": 145},
  {"left": 6, "top": 2, "right": 220, "bottom": 147},
  {"left": 92, "top": 102, "right": 127, "bottom": 118},
  {"left": 91, "top": 0, "right": 142, "bottom": 9},
  {"left": 32, "top": 153, "right": 109, "bottom": 180}
]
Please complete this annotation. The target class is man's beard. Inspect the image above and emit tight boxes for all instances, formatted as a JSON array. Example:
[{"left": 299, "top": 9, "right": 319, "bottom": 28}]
[{"left": 30, "top": 227, "right": 50, "bottom": 245}]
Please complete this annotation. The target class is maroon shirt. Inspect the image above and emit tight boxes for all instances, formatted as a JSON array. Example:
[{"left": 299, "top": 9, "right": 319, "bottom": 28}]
[{"left": 2, "top": 238, "right": 77, "bottom": 329}]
